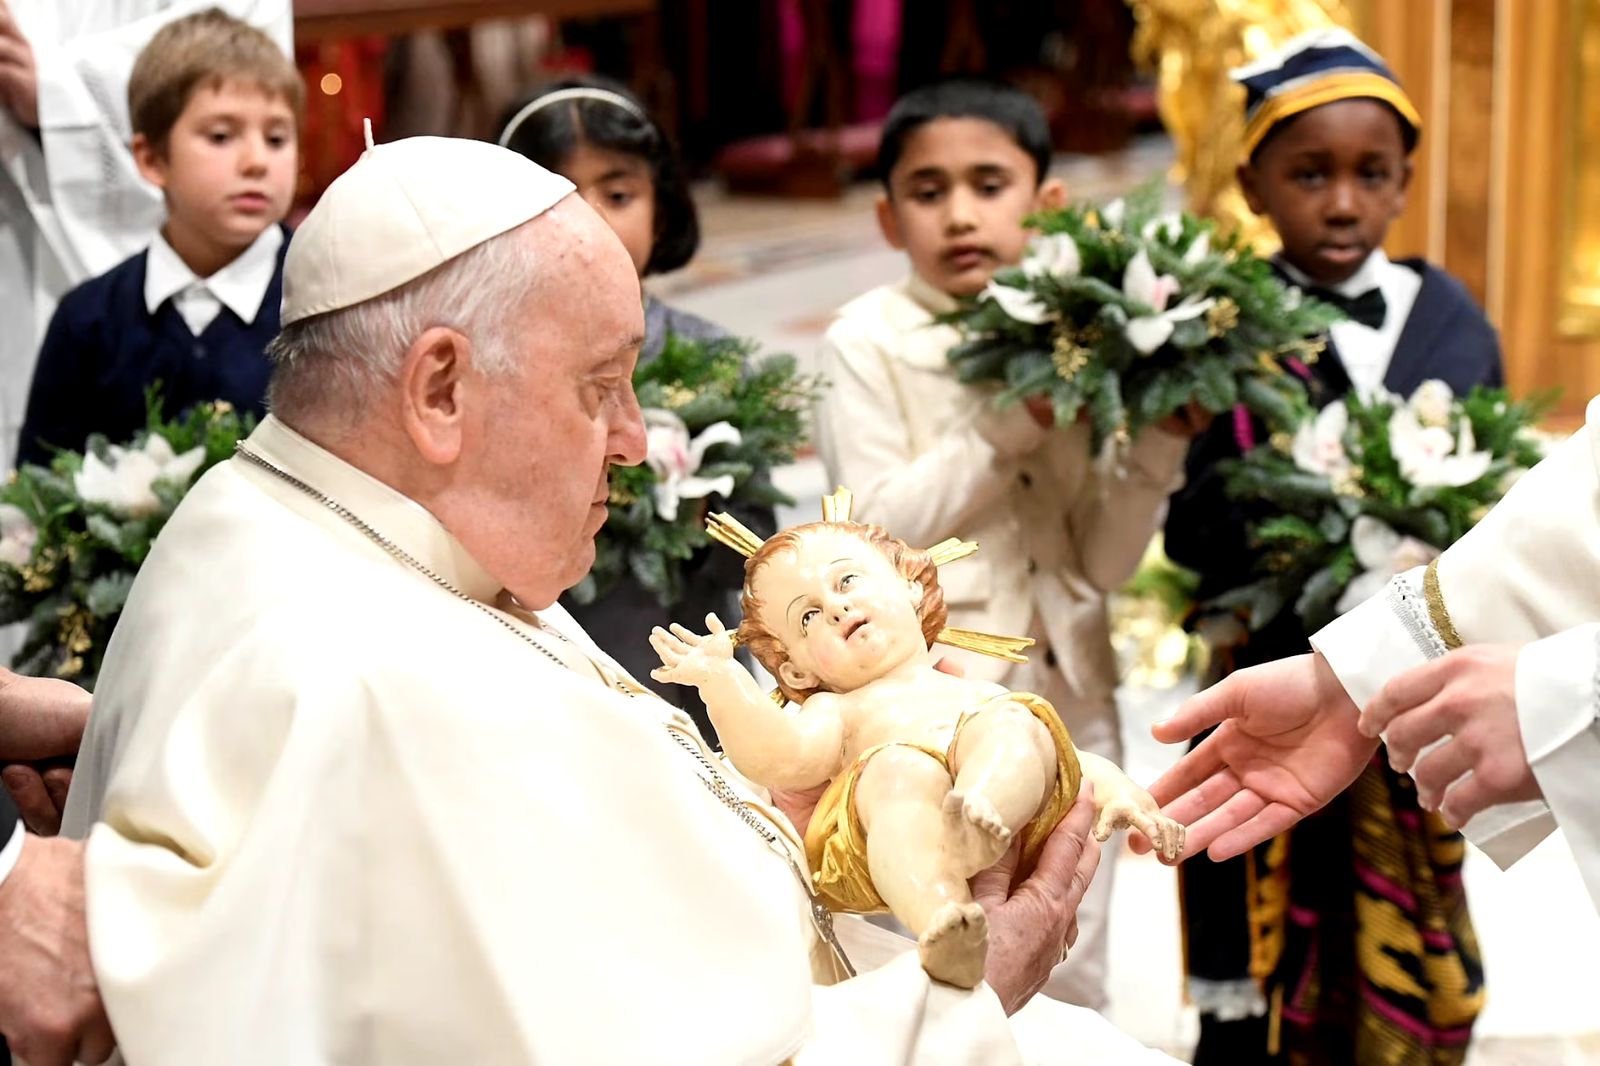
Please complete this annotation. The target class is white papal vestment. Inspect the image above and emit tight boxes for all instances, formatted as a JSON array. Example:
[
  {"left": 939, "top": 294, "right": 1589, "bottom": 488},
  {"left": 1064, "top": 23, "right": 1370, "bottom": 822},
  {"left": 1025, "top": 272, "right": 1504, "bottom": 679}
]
[
  {"left": 61, "top": 416, "right": 1178, "bottom": 1064},
  {"left": 1314, "top": 395, "right": 1600, "bottom": 912}
]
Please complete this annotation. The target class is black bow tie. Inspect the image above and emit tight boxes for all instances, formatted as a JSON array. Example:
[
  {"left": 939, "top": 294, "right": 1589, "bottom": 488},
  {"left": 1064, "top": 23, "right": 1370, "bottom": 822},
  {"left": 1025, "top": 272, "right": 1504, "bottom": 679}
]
[{"left": 1307, "top": 285, "right": 1387, "bottom": 330}]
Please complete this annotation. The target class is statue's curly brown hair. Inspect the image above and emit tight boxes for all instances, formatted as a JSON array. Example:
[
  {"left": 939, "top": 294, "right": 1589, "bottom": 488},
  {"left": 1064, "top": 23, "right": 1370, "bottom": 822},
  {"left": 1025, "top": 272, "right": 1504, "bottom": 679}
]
[{"left": 737, "top": 521, "right": 948, "bottom": 705}]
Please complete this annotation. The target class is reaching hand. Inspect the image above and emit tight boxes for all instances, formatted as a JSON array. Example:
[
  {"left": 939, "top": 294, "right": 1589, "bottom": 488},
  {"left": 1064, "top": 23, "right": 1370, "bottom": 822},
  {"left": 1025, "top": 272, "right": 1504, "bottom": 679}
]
[
  {"left": 649, "top": 614, "right": 737, "bottom": 689},
  {"left": 1155, "top": 400, "right": 1214, "bottom": 438},
  {"left": 0, "top": 2, "right": 39, "bottom": 129},
  {"left": 1143, "top": 652, "right": 1377, "bottom": 860},
  {"left": 0, "top": 670, "right": 91, "bottom": 836},
  {"left": 1358, "top": 644, "right": 1540, "bottom": 827},
  {"left": 972, "top": 783, "right": 1100, "bottom": 1015},
  {"left": 1022, "top": 395, "right": 1056, "bottom": 430},
  {"left": 0, "top": 837, "right": 115, "bottom": 1065}
]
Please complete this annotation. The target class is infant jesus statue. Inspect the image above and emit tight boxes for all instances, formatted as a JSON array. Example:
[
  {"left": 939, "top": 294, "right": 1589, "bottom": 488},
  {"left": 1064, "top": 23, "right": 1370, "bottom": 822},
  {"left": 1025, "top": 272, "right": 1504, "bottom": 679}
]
[{"left": 650, "top": 489, "right": 1185, "bottom": 989}]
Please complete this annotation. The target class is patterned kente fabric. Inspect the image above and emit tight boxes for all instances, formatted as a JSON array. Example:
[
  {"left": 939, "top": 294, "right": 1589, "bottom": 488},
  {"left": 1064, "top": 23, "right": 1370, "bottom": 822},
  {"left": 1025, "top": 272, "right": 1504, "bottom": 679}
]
[{"left": 1257, "top": 753, "right": 1484, "bottom": 1065}]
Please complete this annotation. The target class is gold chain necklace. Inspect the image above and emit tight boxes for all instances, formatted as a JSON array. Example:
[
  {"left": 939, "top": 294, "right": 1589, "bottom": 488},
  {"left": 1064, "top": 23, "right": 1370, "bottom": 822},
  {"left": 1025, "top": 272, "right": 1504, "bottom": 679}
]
[{"left": 234, "top": 443, "right": 853, "bottom": 976}]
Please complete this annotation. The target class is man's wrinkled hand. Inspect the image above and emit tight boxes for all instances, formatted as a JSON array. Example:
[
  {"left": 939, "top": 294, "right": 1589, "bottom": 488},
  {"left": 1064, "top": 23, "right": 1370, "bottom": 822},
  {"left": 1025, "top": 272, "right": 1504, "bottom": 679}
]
[
  {"left": 1155, "top": 401, "right": 1213, "bottom": 438},
  {"left": 1022, "top": 395, "right": 1056, "bottom": 430},
  {"left": 1359, "top": 644, "right": 1540, "bottom": 826},
  {"left": 0, "top": 836, "right": 115, "bottom": 1065},
  {"left": 3, "top": 762, "right": 73, "bottom": 835},
  {"left": 0, "top": 670, "right": 90, "bottom": 836},
  {"left": 971, "top": 783, "right": 1100, "bottom": 1015}
]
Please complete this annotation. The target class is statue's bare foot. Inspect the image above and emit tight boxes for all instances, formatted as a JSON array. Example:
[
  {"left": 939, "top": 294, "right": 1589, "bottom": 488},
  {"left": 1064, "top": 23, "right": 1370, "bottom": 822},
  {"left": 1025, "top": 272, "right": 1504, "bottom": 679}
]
[
  {"left": 943, "top": 790, "right": 1012, "bottom": 875},
  {"left": 917, "top": 901, "right": 988, "bottom": 988}
]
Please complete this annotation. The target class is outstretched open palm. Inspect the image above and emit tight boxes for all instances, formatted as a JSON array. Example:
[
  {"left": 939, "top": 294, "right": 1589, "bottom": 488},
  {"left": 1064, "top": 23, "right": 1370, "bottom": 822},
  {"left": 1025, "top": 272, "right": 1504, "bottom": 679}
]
[{"left": 1145, "top": 653, "right": 1379, "bottom": 860}]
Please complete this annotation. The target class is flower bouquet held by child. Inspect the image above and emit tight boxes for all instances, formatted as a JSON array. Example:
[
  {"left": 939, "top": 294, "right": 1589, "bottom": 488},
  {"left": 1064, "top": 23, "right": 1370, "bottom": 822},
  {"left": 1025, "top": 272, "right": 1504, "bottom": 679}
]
[
  {"left": 943, "top": 183, "right": 1334, "bottom": 454},
  {"left": 566, "top": 333, "right": 823, "bottom": 609},
  {"left": 649, "top": 489, "right": 1185, "bottom": 989},
  {"left": 1209, "top": 380, "right": 1553, "bottom": 633},
  {"left": 0, "top": 394, "right": 255, "bottom": 684}
]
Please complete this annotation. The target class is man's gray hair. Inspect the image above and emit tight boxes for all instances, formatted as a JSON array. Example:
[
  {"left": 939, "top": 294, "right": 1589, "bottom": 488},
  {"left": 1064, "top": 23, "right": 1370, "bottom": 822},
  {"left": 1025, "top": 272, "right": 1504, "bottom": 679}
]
[{"left": 267, "top": 227, "right": 534, "bottom": 418}]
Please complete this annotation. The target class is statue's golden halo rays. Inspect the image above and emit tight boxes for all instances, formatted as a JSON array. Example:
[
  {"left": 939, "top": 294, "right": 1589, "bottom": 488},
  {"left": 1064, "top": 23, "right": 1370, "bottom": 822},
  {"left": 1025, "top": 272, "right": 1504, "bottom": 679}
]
[{"left": 707, "top": 487, "right": 1035, "bottom": 677}]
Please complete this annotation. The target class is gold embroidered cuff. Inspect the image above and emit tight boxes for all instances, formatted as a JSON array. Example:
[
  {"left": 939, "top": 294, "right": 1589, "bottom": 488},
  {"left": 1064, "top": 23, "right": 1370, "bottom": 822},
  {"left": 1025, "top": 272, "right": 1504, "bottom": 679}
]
[{"left": 1423, "top": 559, "right": 1463, "bottom": 650}]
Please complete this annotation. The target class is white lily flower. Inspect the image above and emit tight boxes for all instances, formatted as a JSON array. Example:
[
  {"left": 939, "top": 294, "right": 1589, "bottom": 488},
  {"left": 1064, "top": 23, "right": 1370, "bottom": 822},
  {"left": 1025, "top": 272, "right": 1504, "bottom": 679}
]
[
  {"left": 642, "top": 409, "right": 742, "bottom": 521},
  {"left": 0, "top": 503, "right": 36, "bottom": 568},
  {"left": 1182, "top": 230, "right": 1211, "bottom": 266},
  {"left": 1099, "top": 198, "right": 1126, "bottom": 229},
  {"left": 1389, "top": 407, "right": 1493, "bottom": 488},
  {"left": 1516, "top": 426, "right": 1562, "bottom": 458},
  {"left": 1121, "top": 248, "right": 1215, "bottom": 354},
  {"left": 1021, "top": 232, "right": 1081, "bottom": 280},
  {"left": 1291, "top": 401, "right": 1353, "bottom": 479},
  {"left": 74, "top": 435, "right": 206, "bottom": 517},
  {"left": 1335, "top": 515, "right": 1440, "bottom": 614},
  {"left": 1140, "top": 213, "right": 1183, "bottom": 244},
  {"left": 1407, "top": 380, "right": 1455, "bottom": 428},
  {"left": 982, "top": 279, "right": 1053, "bottom": 324}
]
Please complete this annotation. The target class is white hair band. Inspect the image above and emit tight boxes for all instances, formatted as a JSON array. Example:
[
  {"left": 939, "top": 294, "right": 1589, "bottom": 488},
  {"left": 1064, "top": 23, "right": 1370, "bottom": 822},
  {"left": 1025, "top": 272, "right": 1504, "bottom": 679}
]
[{"left": 497, "top": 87, "right": 649, "bottom": 148}]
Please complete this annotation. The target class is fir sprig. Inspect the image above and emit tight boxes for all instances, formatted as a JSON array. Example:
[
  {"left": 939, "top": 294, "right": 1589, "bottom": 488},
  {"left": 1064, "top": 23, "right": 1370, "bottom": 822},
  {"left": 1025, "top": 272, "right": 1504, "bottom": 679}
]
[
  {"left": 1208, "top": 383, "right": 1555, "bottom": 633},
  {"left": 941, "top": 182, "right": 1330, "bottom": 452},
  {"left": 566, "top": 333, "right": 825, "bottom": 608},
  {"left": 0, "top": 392, "right": 256, "bottom": 686}
]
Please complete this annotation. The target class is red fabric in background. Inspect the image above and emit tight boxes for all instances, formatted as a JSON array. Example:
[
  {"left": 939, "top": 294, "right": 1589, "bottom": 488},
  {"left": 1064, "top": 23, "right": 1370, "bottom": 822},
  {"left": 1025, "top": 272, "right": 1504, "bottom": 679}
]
[{"left": 293, "top": 37, "right": 388, "bottom": 216}]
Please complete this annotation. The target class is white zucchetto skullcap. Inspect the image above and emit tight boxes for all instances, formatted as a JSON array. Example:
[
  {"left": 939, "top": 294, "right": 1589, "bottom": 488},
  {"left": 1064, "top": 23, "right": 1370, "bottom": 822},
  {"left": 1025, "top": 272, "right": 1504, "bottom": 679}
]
[{"left": 281, "top": 124, "right": 575, "bottom": 326}]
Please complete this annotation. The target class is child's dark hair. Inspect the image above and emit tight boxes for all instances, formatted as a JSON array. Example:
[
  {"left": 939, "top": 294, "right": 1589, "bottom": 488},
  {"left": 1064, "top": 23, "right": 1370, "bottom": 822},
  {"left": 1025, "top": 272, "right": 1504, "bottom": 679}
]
[
  {"left": 497, "top": 75, "right": 699, "bottom": 276},
  {"left": 1248, "top": 99, "right": 1421, "bottom": 164},
  {"left": 877, "top": 78, "right": 1052, "bottom": 192}
]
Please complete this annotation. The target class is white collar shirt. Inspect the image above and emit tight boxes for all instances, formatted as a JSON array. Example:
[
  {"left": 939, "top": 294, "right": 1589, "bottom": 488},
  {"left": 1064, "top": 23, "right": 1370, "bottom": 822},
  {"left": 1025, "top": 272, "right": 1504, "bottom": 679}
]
[
  {"left": 1280, "top": 248, "right": 1422, "bottom": 398},
  {"left": 143, "top": 225, "right": 283, "bottom": 338}
]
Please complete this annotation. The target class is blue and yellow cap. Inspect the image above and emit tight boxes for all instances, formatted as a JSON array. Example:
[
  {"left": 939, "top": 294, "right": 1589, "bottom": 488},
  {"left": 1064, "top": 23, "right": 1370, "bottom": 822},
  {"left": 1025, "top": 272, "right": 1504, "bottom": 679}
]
[{"left": 1231, "top": 28, "right": 1422, "bottom": 159}]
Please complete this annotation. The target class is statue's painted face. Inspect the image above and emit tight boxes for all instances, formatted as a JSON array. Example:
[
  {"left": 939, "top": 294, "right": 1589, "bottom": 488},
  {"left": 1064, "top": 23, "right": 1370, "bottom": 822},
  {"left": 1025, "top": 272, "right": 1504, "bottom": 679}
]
[{"left": 749, "top": 528, "right": 927, "bottom": 694}]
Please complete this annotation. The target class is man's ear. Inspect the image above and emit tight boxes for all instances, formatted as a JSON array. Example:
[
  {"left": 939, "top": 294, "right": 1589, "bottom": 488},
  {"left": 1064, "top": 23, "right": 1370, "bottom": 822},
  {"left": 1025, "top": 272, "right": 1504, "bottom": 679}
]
[
  {"left": 1035, "top": 176, "right": 1068, "bottom": 212},
  {"left": 779, "top": 659, "right": 819, "bottom": 691},
  {"left": 1237, "top": 162, "right": 1267, "bottom": 216},
  {"left": 907, "top": 578, "right": 925, "bottom": 609},
  {"left": 398, "top": 327, "right": 473, "bottom": 466},
  {"left": 131, "top": 133, "right": 169, "bottom": 191},
  {"left": 875, "top": 193, "right": 905, "bottom": 250}
]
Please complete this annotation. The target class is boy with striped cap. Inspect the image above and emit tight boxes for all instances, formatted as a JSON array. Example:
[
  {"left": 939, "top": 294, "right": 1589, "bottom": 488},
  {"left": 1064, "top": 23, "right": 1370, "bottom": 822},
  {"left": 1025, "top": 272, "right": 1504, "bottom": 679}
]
[{"left": 1164, "top": 28, "right": 1502, "bottom": 1066}]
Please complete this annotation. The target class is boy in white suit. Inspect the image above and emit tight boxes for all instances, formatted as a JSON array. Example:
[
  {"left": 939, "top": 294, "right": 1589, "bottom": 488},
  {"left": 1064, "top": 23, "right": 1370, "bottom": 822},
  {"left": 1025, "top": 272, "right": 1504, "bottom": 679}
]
[{"left": 814, "top": 78, "right": 1201, "bottom": 1009}]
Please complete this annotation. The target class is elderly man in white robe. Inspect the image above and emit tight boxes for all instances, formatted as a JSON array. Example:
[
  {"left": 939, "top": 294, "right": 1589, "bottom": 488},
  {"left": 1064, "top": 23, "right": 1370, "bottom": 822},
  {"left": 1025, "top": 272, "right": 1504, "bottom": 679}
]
[{"left": 58, "top": 133, "right": 1181, "bottom": 1064}]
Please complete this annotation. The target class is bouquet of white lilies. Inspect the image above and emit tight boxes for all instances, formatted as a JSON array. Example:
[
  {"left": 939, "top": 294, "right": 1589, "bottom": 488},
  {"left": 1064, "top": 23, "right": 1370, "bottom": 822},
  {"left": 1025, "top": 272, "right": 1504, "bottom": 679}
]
[
  {"left": 1208, "top": 380, "right": 1554, "bottom": 632},
  {"left": 0, "top": 396, "right": 254, "bottom": 685},
  {"left": 943, "top": 183, "right": 1333, "bottom": 453}
]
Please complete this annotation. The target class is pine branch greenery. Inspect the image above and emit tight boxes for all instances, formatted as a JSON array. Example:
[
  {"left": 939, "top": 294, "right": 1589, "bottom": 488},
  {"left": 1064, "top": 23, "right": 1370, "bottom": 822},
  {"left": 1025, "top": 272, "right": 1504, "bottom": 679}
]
[
  {"left": 941, "top": 182, "right": 1331, "bottom": 452},
  {"left": 565, "top": 333, "right": 825, "bottom": 608},
  {"left": 0, "top": 391, "right": 255, "bottom": 686},
  {"left": 1209, "top": 381, "right": 1556, "bottom": 633}
]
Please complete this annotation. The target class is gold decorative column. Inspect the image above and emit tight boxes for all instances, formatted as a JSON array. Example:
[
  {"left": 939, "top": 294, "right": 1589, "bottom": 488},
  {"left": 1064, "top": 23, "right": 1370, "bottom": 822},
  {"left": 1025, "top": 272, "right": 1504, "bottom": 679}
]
[{"left": 1126, "top": 0, "right": 1355, "bottom": 246}]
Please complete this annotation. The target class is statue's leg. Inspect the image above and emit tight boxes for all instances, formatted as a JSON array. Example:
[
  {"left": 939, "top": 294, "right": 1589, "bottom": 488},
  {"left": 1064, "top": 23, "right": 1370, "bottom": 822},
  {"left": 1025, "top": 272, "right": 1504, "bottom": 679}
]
[
  {"left": 947, "top": 701, "right": 1056, "bottom": 877},
  {"left": 855, "top": 746, "right": 987, "bottom": 988}
]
